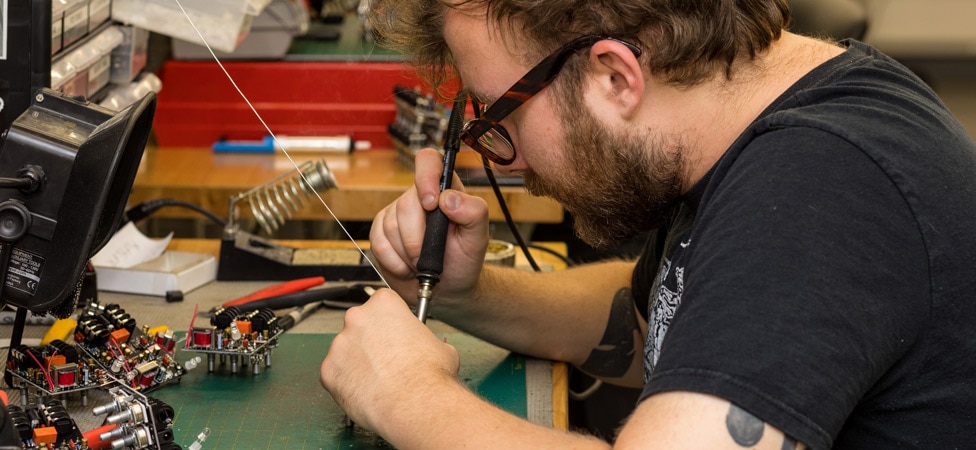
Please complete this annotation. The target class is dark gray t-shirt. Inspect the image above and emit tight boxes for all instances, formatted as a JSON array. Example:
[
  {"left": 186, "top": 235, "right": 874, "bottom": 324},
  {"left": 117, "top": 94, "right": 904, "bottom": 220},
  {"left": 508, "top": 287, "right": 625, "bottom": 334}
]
[{"left": 635, "top": 40, "right": 976, "bottom": 449}]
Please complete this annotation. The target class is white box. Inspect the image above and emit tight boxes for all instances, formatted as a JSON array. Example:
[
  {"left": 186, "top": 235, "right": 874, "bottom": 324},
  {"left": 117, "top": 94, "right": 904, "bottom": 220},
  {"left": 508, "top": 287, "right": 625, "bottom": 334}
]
[
  {"left": 111, "top": 0, "right": 271, "bottom": 53},
  {"left": 94, "top": 251, "right": 217, "bottom": 297}
]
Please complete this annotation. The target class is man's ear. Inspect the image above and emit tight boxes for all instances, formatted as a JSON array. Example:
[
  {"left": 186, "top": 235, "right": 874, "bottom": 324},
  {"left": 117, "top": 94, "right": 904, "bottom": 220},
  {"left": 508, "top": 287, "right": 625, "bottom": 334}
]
[{"left": 588, "top": 40, "right": 645, "bottom": 119}]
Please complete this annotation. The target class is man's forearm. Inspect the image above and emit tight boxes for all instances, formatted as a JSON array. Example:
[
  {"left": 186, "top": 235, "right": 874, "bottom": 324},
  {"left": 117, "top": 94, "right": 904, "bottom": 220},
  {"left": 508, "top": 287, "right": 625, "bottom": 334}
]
[
  {"left": 432, "top": 260, "right": 641, "bottom": 376},
  {"left": 377, "top": 374, "right": 610, "bottom": 450}
]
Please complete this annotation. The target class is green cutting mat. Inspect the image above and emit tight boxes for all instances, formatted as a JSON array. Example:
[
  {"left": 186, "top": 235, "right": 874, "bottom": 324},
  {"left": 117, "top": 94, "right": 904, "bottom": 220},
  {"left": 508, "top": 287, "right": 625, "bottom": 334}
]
[{"left": 151, "top": 333, "right": 527, "bottom": 449}]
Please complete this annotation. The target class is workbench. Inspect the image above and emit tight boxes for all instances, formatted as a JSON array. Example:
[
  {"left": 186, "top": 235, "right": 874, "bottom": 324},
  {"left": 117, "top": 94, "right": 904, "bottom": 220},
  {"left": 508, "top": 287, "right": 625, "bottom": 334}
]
[
  {"left": 129, "top": 147, "right": 564, "bottom": 224},
  {"left": 1, "top": 239, "right": 569, "bottom": 448}
]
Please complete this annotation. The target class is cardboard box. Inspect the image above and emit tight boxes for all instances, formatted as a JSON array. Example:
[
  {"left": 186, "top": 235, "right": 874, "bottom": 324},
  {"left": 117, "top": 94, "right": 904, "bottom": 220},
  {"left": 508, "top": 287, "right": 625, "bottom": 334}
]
[{"left": 94, "top": 251, "right": 217, "bottom": 297}]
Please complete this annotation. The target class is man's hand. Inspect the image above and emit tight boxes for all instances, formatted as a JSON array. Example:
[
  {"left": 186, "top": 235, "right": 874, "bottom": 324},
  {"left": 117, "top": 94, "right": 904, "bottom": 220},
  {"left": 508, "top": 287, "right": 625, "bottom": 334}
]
[
  {"left": 320, "top": 288, "right": 460, "bottom": 433},
  {"left": 369, "top": 148, "right": 491, "bottom": 304},
  {"left": 319, "top": 288, "right": 613, "bottom": 450}
]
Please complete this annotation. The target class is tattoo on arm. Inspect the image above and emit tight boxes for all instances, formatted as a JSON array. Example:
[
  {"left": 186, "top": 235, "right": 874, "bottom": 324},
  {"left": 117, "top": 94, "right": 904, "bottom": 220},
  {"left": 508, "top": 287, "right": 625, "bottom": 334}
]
[
  {"left": 579, "top": 287, "right": 640, "bottom": 378},
  {"left": 726, "top": 404, "right": 764, "bottom": 447}
]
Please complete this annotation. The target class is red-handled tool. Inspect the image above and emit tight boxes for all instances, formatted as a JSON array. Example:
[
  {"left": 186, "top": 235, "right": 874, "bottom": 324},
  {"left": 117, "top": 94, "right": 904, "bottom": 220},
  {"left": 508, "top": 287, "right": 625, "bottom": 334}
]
[{"left": 222, "top": 276, "right": 325, "bottom": 307}]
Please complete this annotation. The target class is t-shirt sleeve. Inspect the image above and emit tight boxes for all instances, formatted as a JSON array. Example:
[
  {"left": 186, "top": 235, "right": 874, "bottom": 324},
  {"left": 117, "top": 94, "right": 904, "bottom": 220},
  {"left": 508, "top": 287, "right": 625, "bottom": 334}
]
[{"left": 641, "top": 128, "right": 930, "bottom": 449}]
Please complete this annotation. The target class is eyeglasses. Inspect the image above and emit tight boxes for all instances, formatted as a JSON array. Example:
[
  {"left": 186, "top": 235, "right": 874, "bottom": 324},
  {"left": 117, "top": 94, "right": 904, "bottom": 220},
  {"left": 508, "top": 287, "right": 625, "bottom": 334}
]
[{"left": 460, "top": 35, "right": 641, "bottom": 166}]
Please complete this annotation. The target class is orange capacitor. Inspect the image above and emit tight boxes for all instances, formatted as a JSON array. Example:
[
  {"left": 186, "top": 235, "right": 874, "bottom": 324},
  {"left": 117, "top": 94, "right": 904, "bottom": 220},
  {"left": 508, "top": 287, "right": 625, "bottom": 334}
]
[
  {"left": 33, "top": 425, "right": 58, "bottom": 445},
  {"left": 109, "top": 328, "right": 131, "bottom": 346},
  {"left": 44, "top": 355, "right": 66, "bottom": 367},
  {"left": 235, "top": 320, "right": 252, "bottom": 335}
]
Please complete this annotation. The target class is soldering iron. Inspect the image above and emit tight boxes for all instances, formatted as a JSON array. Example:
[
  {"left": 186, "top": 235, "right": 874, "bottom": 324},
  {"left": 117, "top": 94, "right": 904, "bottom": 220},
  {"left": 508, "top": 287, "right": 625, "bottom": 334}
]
[{"left": 414, "top": 92, "right": 469, "bottom": 323}]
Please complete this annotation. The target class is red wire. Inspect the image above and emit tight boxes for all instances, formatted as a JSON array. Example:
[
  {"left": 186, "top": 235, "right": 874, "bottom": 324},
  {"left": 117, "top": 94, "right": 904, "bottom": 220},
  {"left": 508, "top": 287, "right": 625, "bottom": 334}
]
[
  {"left": 46, "top": 349, "right": 59, "bottom": 386},
  {"left": 186, "top": 303, "right": 200, "bottom": 349},
  {"left": 24, "top": 348, "right": 55, "bottom": 391},
  {"left": 82, "top": 423, "right": 118, "bottom": 450}
]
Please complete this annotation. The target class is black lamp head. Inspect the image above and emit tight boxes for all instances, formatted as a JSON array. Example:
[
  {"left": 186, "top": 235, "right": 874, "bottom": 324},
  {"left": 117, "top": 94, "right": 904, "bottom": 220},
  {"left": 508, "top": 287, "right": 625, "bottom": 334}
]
[{"left": 0, "top": 88, "right": 155, "bottom": 313}]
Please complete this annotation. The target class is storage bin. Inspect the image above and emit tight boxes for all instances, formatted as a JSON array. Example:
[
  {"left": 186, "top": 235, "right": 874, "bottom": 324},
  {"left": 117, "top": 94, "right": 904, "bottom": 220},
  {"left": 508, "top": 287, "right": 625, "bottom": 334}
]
[
  {"left": 51, "top": 25, "right": 124, "bottom": 91},
  {"left": 110, "top": 25, "right": 149, "bottom": 83},
  {"left": 111, "top": 0, "right": 271, "bottom": 53},
  {"left": 89, "top": 0, "right": 112, "bottom": 31},
  {"left": 171, "top": 0, "right": 308, "bottom": 60},
  {"left": 61, "top": 0, "right": 90, "bottom": 48},
  {"left": 52, "top": 0, "right": 67, "bottom": 54}
]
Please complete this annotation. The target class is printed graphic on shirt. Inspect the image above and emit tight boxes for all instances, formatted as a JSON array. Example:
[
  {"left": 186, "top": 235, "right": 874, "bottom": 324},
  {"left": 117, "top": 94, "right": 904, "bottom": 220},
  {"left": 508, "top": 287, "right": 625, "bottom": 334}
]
[{"left": 644, "top": 254, "right": 686, "bottom": 382}]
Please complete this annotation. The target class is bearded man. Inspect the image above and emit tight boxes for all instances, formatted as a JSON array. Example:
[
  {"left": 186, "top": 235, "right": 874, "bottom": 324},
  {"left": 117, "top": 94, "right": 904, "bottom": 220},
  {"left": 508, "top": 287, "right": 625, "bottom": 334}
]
[{"left": 321, "top": 1, "right": 976, "bottom": 448}]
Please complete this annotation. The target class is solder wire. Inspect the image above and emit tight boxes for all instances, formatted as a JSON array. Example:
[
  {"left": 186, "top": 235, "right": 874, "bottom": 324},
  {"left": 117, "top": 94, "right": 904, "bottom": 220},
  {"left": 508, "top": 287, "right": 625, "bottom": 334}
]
[{"left": 170, "top": 0, "right": 389, "bottom": 289}]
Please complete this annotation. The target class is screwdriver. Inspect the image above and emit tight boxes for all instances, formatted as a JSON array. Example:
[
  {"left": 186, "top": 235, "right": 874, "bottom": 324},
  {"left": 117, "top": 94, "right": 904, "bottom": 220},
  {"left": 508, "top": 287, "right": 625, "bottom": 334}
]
[{"left": 415, "top": 92, "right": 468, "bottom": 323}]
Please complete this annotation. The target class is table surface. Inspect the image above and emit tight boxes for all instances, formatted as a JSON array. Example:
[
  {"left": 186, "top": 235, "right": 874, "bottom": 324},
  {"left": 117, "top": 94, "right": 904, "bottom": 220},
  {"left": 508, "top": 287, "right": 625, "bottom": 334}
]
[
  {"left": 129, "top": 147, "right": 564, "bottom": 223},
  {"left": 1, "top": 239, "right": 569, "bottom": 448}
]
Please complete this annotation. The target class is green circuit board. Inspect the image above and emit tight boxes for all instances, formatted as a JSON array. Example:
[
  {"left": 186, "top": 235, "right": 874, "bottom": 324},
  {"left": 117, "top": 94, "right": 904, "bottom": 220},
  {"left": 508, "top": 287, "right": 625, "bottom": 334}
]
[{"left": 150, "top": 333, "right": 527, "bottom": 449}]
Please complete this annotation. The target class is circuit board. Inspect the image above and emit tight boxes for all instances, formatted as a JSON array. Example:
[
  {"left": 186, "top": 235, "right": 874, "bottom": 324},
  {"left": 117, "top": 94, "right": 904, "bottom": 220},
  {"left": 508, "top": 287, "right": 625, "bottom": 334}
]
[
  {"left": 3, "top": 302, "right": 189, "bottom": 449},
  {"left": 74, "top": 303, "right": 188, "bottom": 392},
  {"left": 151, "top": 333, "right": 528, "bottom": 449},
  {"left": 5, "top": 339, "right": 107, "bottom": 402},
  {"left": 180, "top": 306, "right": 283, "bottom": 375}
]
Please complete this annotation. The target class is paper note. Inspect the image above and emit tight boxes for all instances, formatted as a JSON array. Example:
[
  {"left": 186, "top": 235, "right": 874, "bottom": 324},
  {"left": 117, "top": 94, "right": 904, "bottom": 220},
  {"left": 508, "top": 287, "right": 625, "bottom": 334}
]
[{"left": 90, "top": 222, "right": 174, "bottom": 268}]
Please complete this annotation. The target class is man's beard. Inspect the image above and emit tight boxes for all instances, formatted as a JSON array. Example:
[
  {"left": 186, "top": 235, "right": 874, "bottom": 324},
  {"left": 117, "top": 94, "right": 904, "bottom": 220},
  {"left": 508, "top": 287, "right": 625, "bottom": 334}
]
[{"left": 523, "top": 96, "right": 686, "bottom": 249}]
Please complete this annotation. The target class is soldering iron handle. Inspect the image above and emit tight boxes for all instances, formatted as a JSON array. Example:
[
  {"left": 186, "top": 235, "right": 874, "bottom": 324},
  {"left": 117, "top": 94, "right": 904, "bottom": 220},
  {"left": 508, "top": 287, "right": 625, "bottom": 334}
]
[
  {"left": 416, "top": 93, "right": 468, "bottom": 278},
  {"left": 417, "top": 208, "right": 451, "bottom": 276}
]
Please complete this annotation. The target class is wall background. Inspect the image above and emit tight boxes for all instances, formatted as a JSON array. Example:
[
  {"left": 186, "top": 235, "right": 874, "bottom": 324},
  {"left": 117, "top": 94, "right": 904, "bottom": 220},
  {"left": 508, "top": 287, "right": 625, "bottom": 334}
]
[{"left": 860, "top": 0, "right": 976, "bottom": 138}]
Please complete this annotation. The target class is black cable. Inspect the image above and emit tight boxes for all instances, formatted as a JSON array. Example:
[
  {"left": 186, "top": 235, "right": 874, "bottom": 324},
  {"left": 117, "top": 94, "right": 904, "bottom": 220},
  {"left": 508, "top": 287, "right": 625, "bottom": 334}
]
[
  {"left": 469, "top": 99, "right": 550, "bottom": 272},
  {"left": 468, "top": 103, "right": 599, "bottom": 403},
  {"left": 124, "top": 198, "right": 227, "bottom": 226},
  {"left": 480, "top": 152, "right": 600, "bottom": 402},
  {"left": 480, "top": 155, "right": 543, "bottom": 272},
  {"left": 526, "top": 243, "right": 574, "bottom": 267},
  {"left": 0, "top": 178, "right": 34, "bottom": 190},
  {"left": 0, "top": 242, "right": 27, "bottom": 389}
]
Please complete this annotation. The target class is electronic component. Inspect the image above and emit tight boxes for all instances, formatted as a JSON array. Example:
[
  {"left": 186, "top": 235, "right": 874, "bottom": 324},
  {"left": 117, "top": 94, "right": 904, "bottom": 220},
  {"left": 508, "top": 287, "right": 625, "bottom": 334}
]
[
  {"left": 4, "top": 340, "right": 106, "bottom": 407},
  {"left": 74, "top": 303, "right": 188, "bottom": 392},
  {"left": 187, "top": 427, "right": 210, "bottom": 450},
  {"left": 388, "top": 85, "right": 450, "bottom": 168},
  {"left": 89, "top": 382, "right": 178, "bottom": 450},
  {"left": 182, "top": 306, "right": 284, "bottom": 374},
  {"left": 3, "top": 402, "right": 85, "bottom": 449},
  {"left": 3, "top": 304, "right": 192, "bottom": 448}
]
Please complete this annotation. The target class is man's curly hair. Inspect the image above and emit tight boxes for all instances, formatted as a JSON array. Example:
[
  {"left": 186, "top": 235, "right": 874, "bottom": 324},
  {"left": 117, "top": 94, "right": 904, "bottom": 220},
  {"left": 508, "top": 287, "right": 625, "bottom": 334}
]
[{"left": 365, "top": 0, "right": 790, "bottom": 92}]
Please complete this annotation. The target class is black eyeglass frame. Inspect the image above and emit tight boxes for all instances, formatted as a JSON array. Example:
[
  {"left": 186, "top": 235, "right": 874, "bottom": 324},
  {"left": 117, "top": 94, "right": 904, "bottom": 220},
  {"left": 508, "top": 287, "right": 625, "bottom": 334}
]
[{"left": 460, "top": 35, "right": 642, "bottom": 165}]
